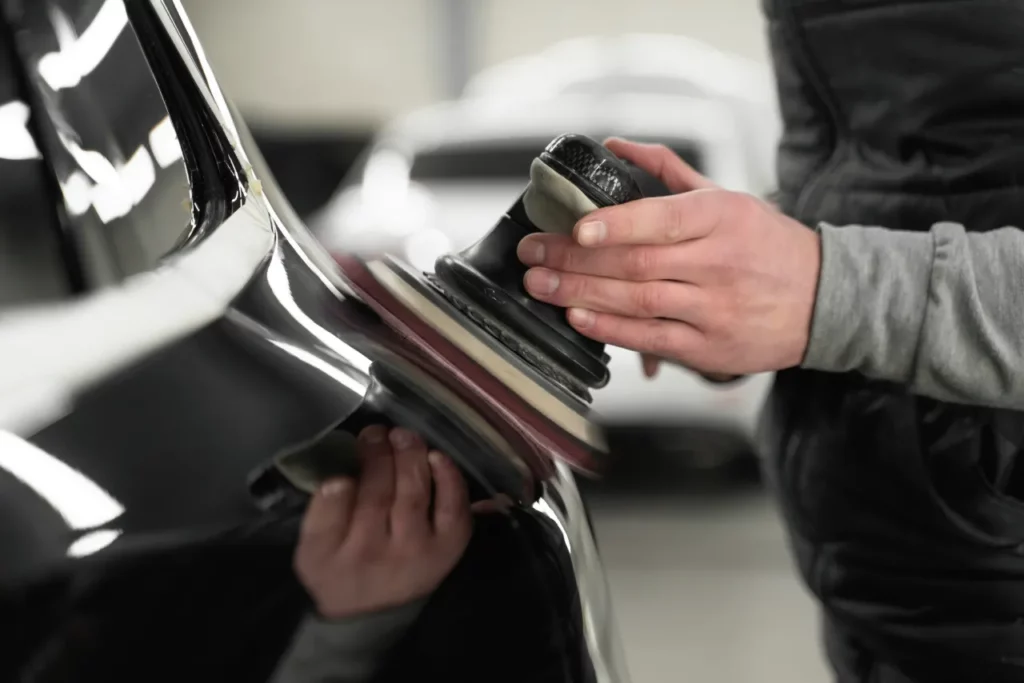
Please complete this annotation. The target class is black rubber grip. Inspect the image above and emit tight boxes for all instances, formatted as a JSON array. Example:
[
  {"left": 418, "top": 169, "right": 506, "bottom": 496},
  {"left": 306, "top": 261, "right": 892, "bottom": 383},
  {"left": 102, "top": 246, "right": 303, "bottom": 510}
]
[{"left": 622, "top": 160, "right": 673, "bottom": 198}]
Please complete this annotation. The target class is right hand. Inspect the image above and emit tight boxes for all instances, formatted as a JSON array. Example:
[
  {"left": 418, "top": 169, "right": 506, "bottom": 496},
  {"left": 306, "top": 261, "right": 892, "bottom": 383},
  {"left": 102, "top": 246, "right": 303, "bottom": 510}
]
[
  {"left": 607, "top": 139, "right": 742, "bottom": 384},
  {"left": 293, "top": 426, "right": 475, "bottom": 620}
]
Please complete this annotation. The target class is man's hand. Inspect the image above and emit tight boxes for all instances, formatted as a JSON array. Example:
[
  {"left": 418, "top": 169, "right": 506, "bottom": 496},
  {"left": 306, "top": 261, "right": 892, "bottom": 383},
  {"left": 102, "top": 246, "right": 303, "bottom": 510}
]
[
  {"left": 294, "top": 426, "right": 473, "bottom": 620},
  {"left": 517, "top": 138, "right": 821, "bottom": 378}
]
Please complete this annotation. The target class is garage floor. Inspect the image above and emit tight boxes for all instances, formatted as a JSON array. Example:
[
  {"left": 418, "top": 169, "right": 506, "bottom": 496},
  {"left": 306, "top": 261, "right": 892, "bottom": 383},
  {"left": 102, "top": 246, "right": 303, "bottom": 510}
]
[{"left": 588, "top": 490, "right": 831, "bottom": 682}]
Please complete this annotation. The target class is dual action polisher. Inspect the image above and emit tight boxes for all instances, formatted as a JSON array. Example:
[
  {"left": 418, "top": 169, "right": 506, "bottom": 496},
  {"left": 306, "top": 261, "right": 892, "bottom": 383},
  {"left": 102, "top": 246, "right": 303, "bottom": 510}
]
[{"left": 334, "top": 134, "right": 671, "bottom": 476}]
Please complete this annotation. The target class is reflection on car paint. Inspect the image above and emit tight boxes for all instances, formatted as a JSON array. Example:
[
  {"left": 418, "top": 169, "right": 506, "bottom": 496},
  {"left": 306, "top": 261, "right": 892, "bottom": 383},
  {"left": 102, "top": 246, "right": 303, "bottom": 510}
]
[{"left": 0, "top": 1, "right": 631, "bottom": 681}]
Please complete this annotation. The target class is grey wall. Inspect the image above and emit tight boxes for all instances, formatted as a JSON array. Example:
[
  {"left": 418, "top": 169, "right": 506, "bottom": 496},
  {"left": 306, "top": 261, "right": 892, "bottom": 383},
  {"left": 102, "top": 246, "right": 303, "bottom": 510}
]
[{"left": 182, "top": 0, "right": 770, "bottom": 131}]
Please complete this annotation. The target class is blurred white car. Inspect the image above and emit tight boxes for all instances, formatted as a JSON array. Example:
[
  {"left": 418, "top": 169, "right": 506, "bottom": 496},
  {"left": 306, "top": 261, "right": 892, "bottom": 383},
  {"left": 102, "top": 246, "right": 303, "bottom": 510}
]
[
  {"left": 462, "top": 33, "right": 782, "bottom": 200},
  {"left": 312, "top": 42, "right": 778, "bottom": 467}
]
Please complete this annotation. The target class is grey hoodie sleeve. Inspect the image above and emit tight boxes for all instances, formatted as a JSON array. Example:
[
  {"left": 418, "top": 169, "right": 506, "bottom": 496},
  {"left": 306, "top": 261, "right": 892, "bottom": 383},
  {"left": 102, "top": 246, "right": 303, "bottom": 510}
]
[
  {"left": 801, "top": 221, "right": 1024, "bottom": 409},
  {"left": 270, "top": 599, "right": 426, "bottom": 683}
]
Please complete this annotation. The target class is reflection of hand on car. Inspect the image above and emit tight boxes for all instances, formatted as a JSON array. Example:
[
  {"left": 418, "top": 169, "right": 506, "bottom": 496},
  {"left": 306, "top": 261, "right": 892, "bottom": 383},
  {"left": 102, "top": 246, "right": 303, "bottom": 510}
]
[
  {"left": 295, "top": 425, "right": 474, "bottom": 619},
  {"left": 274, "top": 425, "right": 506, "bottom": 683}
]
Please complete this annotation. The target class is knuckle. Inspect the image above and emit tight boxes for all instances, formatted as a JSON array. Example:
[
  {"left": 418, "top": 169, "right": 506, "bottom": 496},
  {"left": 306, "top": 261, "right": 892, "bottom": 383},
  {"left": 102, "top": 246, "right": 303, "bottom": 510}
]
[
  {"left": 624, "top": 247, "right": 654, "bottom": 280},
  {"left": 644, "top": 326, "right": 674, "bottom": 354},
  {"left": 718, "top": 303, "right": 742, "bottom": 340},
  {"left": 633, "top": 284, "right": 663, "bottom": 317},
  {"left": 664, "top": 199, "right": 689, "bottom": 242},
  {"left": 730, "top": 191, "right": 760, "bottom": 220},
  {"left": 568, "top": 274, "right": 590, "bottom": 302},
  {"left": 395, "top": 492, "right": 429, "bottom": 515},
  {"left": 554, "top": 243, "right": 576, "bottom": 271}
]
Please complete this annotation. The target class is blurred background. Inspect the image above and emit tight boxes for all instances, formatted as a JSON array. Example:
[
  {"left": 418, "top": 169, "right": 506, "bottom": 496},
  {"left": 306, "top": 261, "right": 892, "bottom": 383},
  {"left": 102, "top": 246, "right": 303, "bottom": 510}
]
[{"left": 181, "top": 2, "right": 828, "bottom": 680}]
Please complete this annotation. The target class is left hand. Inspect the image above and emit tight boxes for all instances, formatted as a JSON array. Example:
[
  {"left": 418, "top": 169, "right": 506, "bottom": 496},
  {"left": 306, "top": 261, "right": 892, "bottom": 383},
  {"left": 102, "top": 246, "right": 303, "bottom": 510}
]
[{"left": 516, "top": 138, "right": 821, "bottom": 378}]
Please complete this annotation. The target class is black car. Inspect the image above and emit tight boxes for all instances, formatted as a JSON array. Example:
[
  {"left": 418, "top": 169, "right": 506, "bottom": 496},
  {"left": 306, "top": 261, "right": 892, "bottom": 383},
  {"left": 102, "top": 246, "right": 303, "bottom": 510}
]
[{"left": 0, "top": 1, "right": 627, "bottom": 681}]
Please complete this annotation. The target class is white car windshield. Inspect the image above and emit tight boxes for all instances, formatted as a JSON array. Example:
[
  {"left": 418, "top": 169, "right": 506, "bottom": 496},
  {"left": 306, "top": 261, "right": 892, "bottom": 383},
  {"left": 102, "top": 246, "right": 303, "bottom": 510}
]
[{"left": 408, "top": 138, "right": 705, "bottom": 183}]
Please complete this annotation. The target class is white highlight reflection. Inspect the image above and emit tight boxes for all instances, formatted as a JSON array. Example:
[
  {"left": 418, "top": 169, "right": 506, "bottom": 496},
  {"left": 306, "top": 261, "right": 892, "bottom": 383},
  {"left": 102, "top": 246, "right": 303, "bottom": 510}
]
[
  {"left": 61, "top": 143, "right": 159, "bottom": 223},
  {"left": 533, "top": 498, "right": 572, "bottom": 553},
  {"left": 265, "top": 253, "right": 373, "bottom": 376},
  {"left": 0, "top": 431, "right": 124, "bottom": 530},
  {"left": 361, "top": 150, "right": 411, "bottom": 218},
  {"left": 38, "top": 0, "right": 129, "bottom": 91},
  {"left": 122, "top": 145, "right": 156, "bottom": 205},
  {"left": 0, "top": 101, "right": 41, "bottom": 160},
  {"left": 61, "top": 171, "right": 94, "bottom": 216},
  {"left": 65, "top": 138, "right": 121, "bottom": 186},
  {"left": 268, "top": 339, "right": 367, "bottom": 397},
  {"left": 149, "top": 116, "right": 183, "bottom": 169},
  {"left": 67, "top": 528, "right": 122, "bottom": 557}
]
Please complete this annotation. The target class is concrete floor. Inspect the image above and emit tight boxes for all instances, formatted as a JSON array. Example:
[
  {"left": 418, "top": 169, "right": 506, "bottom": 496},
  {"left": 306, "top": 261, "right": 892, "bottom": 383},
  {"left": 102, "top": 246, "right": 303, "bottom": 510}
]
[{"left": 588, "top": 490, "right": 831, "bottom": 683}]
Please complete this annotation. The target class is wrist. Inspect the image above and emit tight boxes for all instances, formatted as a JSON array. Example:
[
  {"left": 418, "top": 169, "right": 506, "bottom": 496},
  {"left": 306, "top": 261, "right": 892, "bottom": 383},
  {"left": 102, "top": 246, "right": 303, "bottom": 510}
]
[
  {"left": 315, "top": 595, "right": 430, "bottom": 625},
  {"left": 794, "top": 222, "right": 823, "bottom": 367}
]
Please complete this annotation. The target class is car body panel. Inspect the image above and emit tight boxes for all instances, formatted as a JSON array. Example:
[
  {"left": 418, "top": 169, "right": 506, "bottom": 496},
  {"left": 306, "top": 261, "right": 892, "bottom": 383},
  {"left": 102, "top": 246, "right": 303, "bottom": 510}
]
[{"left": 0, "top": 2, "right": 629, "bottom": 681}]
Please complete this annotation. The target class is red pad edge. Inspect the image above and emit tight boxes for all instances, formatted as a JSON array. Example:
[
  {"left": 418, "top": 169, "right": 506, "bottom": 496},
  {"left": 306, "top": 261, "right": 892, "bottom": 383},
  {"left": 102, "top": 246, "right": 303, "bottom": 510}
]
[{"left": 332, "top": 253, "right": 603, "bottom": 477}]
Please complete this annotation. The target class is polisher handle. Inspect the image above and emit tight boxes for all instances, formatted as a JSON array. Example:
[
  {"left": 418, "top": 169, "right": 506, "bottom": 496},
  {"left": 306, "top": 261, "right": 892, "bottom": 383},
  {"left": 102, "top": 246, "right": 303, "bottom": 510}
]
[{"left": 621, "top": 159, "right": 674, "bottom": 199}]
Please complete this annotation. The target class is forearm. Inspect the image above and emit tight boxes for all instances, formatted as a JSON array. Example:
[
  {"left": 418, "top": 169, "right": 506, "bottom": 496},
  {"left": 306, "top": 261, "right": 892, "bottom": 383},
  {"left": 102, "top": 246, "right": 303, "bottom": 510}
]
[
  {"left": 271, "top": 599, "right": 425, "bottom": 683},
  {"left": 802, "top": 221, "right": 1024, "bottom": 408}
]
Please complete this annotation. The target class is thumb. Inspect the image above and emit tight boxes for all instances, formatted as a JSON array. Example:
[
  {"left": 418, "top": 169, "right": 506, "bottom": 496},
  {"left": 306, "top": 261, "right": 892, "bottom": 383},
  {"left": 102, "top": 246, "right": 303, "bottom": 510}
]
[{"left": 604, "top": 138, "right": 716, "bottom": 194}]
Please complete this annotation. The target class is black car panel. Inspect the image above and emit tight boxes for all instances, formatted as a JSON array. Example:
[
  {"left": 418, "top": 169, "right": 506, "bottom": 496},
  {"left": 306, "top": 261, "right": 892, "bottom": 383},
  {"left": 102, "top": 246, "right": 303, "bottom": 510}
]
[{"left": 0, "top": 2, "right": 628, "bottom": 681}]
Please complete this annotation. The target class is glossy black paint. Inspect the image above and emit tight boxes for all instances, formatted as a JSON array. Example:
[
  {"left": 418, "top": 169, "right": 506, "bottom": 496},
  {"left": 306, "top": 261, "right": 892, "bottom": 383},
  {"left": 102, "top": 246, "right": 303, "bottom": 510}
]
[
  {"left": 0, "top": 8, "right": 73, "bottom": 303},
  {"left": 0, "top": 2, "right": 628, "bottom": 681}
]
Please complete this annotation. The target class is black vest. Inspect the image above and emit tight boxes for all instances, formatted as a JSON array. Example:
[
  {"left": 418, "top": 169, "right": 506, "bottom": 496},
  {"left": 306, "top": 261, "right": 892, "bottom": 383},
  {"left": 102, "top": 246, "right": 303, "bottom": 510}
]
[{"left": 762, "top": 1, "right": 1024, "bottom": 681}]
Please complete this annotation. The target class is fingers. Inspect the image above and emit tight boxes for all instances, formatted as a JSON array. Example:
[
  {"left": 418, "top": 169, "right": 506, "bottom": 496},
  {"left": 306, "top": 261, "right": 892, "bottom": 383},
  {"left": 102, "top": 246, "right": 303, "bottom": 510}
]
[
  {"left": 471, "top": 493, "right": 514, "bottom": 515},
  {"left": 517, "top": 233, "right": 685, "bottom": 282},
  {"left": 603, "top": 138, "right": 717, "bottom": 193},
  {"left": 566, "top": 309, "right": 704, "bottom": 361},
  {"left": 296, "top": 478, "right": 356, "bottom": 568},
  {"left": 640, "top": 354, "right": 737, "bottom": 382},
  {"left": 641, "top": 353, "right": 662, "bottom": 379},
  {"left": 702, "top": 372, "right": 744, "bottom": 383},
  {"left": 389, "top": 427, "right": 431, "bottom": 542},
  {"left": 523, "top": 268, "right": 703, "bottom": 321},
  {"left": 349, "top": 425, "right": 396, "bottom": 538},
  {"left": 428, "top": 451, "right": 471, "bottom": 540},
  {"left": 573, "top": 189, "right": 725, "bottom": 248}
]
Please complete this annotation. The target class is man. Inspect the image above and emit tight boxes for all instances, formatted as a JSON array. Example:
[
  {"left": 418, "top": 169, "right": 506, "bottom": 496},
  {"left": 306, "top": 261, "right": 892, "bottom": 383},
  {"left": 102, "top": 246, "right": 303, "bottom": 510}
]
[{"left": 517, "top": 1, "right": 1024, "bottom": 681}]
